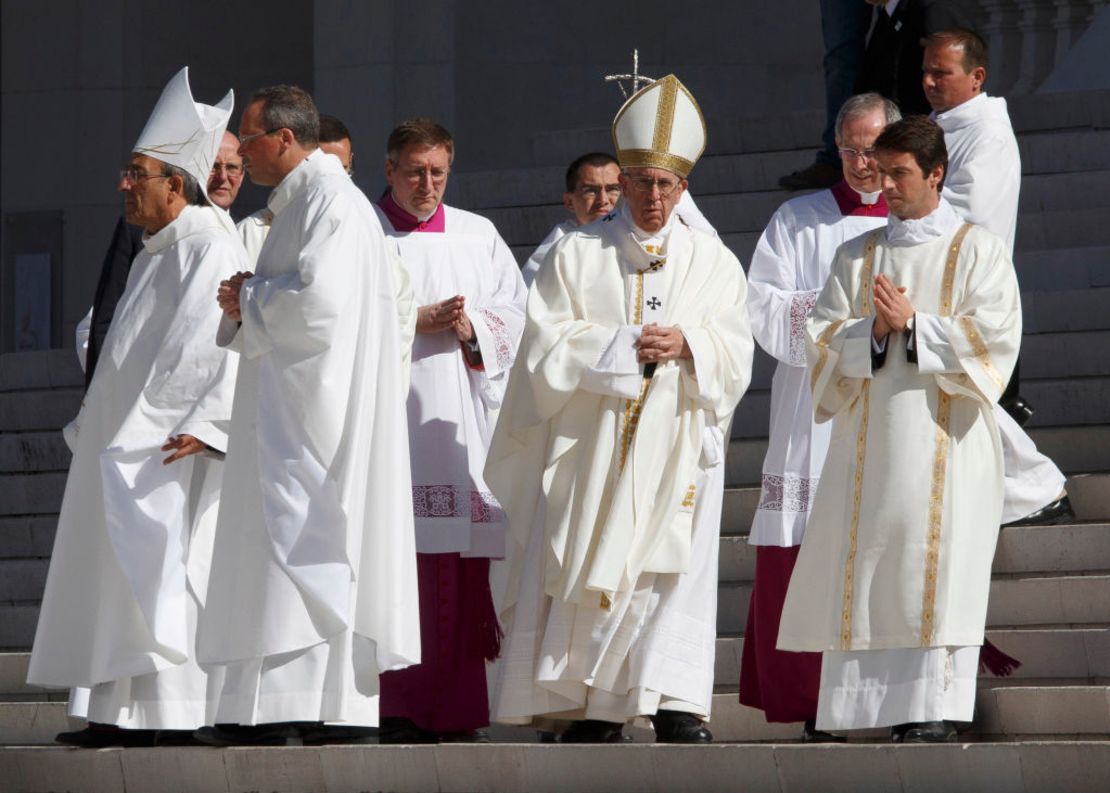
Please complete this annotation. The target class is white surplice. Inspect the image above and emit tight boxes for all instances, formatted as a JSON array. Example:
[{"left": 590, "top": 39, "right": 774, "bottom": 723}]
[
  {"left": 197, "top": 150, "right": 419, "bottom": 726},
  {"left": 237, "top": 207, "right": 272, "bottom": 267},
  {"left": 936, "top": 92, "right": 1066, "bottom": 521},
  {"left": 486, "top": 205, "right": 753, "bottom": 726},
  {"left": 778, "top": 200, "right": 1021, "bottom": 729},
  {"left": 377, "top": 204, "right": 526, "bottom": 558},
  {"left": 27, "top": 204, "right": 242, "bottom": 729},
  {"left": 746, "top": 186, "right": 887, "bottom": 547}
]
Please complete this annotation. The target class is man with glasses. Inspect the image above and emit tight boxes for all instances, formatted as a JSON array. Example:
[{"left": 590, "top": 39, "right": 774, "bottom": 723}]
[
  {"left": 28, "top": 67, "right": 242, "bottom": 747},
  {"left": 373, "top": 118, "right": 527, "bottom": 743},
  {"left": 207, "top": 131, "right": 245, "bottom": 212},
  {"left": 196, "top": 85, "right": 420, "bottom": 746},
  {"left": 740, "top": 92, "right": 898, "bottom": 742},
  {"left": 486, "top": 75, "right": 753, "bottom": 744}
]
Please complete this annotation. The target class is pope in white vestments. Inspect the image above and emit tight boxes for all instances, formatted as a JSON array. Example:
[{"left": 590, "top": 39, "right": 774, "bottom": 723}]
[
  {"left": 197, "top": 86, "right": 419, "bottom": 741},
  {"left": 27, "top": 67, "right": 242, "bottom": 745},
  {"left": 487, "top": 75, "right": 753, "bottom": 743},
  {"left": 740, "top": 94, "right": 895, "bottom": 737},
  {"left": 778, "top": 116, "right": 1021, "bottom": 742}
]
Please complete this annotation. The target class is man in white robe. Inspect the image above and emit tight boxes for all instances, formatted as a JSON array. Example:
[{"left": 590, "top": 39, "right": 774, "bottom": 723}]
[
  {"left": 924, "top": 28, "right": 1071, "bottom": 526},
  {"left": 740, "top": 93, "right": 898, "bottom": 741},
  {"left": 197, "top": 85, "right": 419, "bottom": 745},
  {"left": 524, "top": 153, "right": 718, "bottom": 288},
  {"left": 486, "top": 75, "right": 754, "bottom": 743},
  {"left": 372, "top": 118, "right": 527, "bottom": 742},
  {"left": 27, "top": 67, "right": 241, "bottom": 747},
  {"left": 778, "top": 115, "right": 1021, "bottom": 742}
]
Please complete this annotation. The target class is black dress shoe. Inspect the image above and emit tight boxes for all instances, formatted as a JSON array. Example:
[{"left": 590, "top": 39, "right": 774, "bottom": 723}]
[
  {"left": 438, "top": 728, "right": 490, "bottom": 743},
  {"left": 650, "top": 710, "right": 713, "bottom": 744},
  {"left": 193, "top": 722, "right": 307, "bottom": 746},
  {"left": 1002, "top": 495, "right": 1075, "bottom": 527},
  {"left": 378, "top": 716, "right": 438, "bottom": 744},
  {"left": 999, "top": 394, "right": 1035, "bottom": 426},
  {"left": 559, "top": 719, "right": 626, "bottom": 743},
  {"left": 778, "top": 162, "right": 842, "bottom": 191},
  {"left": 801, "top": 719, "right": 846, "bottom": 743},
  {"left": 298, "top": 724, "right": 379, "bottom": 745},
  {"left": 894, "top": 720, "right": 956, "bottom": 743},
  {"left": 56, "top": 723, "right": 156, "bottom": 748},
  {"left": 154, "top": 729, "right": 206, "bottom": 746}
]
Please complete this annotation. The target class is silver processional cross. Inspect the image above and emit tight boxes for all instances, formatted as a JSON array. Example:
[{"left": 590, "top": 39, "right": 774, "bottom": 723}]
[{"left": 604, "top": 49, "right": 656, "bottom": 99}]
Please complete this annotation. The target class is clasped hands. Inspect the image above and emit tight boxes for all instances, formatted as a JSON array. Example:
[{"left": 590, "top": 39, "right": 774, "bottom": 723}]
[
  {"left": 872, "top": 273, "right": 915, "bottom": 341},
  {"left": 217, "top": 271, "right": 254, "bottom": 322},
  {"left": 417, "top": 295, "right": 475, "bottom": 342},
  {"left": 637, "top": 323, "right": 691, "bottom": 364}
]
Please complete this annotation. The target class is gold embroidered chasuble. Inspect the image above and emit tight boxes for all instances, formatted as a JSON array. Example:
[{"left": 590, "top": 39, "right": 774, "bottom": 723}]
[{"left": 777, "top": 221, "right": 1021, "bottom": 653}]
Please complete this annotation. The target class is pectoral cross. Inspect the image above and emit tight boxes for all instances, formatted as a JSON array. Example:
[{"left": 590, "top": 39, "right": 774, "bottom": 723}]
[
  {"left": 647, "top": 297, "right": 662, "bottom": 310},
  {"left": 604, "top": 49, "right": 657, "bottom": 99}
]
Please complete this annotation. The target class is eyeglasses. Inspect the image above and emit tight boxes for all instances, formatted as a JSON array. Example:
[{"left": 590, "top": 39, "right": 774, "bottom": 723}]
[
  {"left": 211, "top": 162, "right": 244, "bottom": 177},
  {"left": 838, "top": 147, "right": 878, "bottom": 162},
  {"left": 237, "top": 128, "right": 282, "bottom": 146},
  {"left": 625, "top": 176, "right": 681, "bottom": 197},
  {"left": 578, "top": 185, "right": 622, "bottom": 200},
  {"left": 399, "top": 166, "right": 449, "bottom": 184},
  {"left": 119, "top": 168, "right": 169, "bottom": 185}
]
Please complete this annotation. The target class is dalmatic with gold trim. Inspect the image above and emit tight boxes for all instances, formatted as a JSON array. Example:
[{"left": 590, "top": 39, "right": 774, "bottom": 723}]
[{"left": 777, "top": 210, "right": 1020, "bottom": 655}]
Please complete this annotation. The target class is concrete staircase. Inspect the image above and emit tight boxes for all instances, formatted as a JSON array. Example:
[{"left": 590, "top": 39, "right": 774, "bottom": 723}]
[{"left": 1, "top": 91, "right": 1108, "bottom": 791}]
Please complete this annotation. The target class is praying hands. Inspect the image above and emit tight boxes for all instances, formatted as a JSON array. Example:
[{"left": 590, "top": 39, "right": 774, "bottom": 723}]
[
  {"left": 637, "top": 323, "right": 692, "bottom": 363},
  {"left": 217, "top": 271, "right": 254, "bottom": 321},
  {"left": 872, "top": 273, "right": 914, "bottom": 341},
  {"left": 417, "top": 295, "right": 474, "bottom": 341}
]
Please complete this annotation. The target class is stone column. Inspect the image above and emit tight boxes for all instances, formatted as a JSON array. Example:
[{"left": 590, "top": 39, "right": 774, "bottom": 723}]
[
  {"left": 1011, "top": 0, "right": 1062, "bottom": 93},
  {"left": 981, "top": 0, "right": 1024, "bottom": 94}
]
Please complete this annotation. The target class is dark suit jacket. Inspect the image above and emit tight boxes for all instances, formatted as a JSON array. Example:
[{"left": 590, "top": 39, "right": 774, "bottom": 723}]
[
  {"left": 85, "top": 216, "right": 144, "bottom": 390},
  {"left": 855, "top": 0, "right": 981, "bottom": 116}
]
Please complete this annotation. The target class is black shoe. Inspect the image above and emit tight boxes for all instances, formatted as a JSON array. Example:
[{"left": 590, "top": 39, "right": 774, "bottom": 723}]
[
  {"left": 650, "top": 710, "right": 713, "bottom": 744},
  {"left": 379, "top": 716, "right": 438, "bottom": 744},
  {"left": 999, "top": 394, "right": 1035, "bottom": 426},
  {"left": 298, "top": 724, "right": 379, "bottom": 745},
  {"left": 55, "top": 723, "right": 156, "bottom": 748},
  {"left": 193, "top": 722, "right": 307, "bottom": 747},
  {"left": 438, "top": 728, "right": 490, "bottom": 743},
  {"left": 1002, "top": 495, "right": 1075, "bottom": 527},
  {"left": 154, "top": 729, "right": 206, "bottom": 746},
  {"left": 801, "top": 719, "right": 846, "bottom": 743},
  {"left": 778, "top": 162, "right": 842, "bottom": 191},
  {"left": 537, "top": 730, "right": 557, "bottom": 743},
  {"left": 559, "top": 719, "right": 626, "bottom": 743},
  {"left": 893, "top": 720, "right": 956, "bottom": 743}
]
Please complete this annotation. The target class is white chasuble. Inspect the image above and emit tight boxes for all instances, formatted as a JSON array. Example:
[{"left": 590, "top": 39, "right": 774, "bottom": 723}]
[
  {"left": 198, "top": 151, "right": 419, "bottom": 726},
  {"left": 28, "top": 205, "right": 242, "bottom": 729},
  {"left": 746, "top": 184, "right": 887, "bottom": 547},
  {"left": 778, "top": 201, "right": 1021, "bottom": 655},
  {"left": 486, "top": 206, "right": 753, "bottom": 724},
  {"left": 377, "top": 204, "right": 527, "bottom": 558}
]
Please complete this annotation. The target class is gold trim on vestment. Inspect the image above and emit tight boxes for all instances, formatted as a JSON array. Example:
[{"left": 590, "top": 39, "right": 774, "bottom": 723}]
[
  {"left": 810, "top": 320, "right": 845, "bottom": 391},
  {"left": 858, "top": 230, "right": 880, "bottom": 316},
  {"left": 682, "top": 483, "right": 696, "bottom": 509},
  {"left": 958, "top": 316, "right": 1006, "bottom": 394},
  {"left": 652, "top": 77, "right": 678, "bottom": 156},
  {"left": 918, "top": 223, "right": 972, "bottom": 645},
  {"left": 840, "top": 381, "right": 871, "bottom": 649},
  {"left": 617, "top": 150, "right": 696, "bottom": 178},
  {"left": 618, "top": 265, "right": 659, "bottom": 474}
]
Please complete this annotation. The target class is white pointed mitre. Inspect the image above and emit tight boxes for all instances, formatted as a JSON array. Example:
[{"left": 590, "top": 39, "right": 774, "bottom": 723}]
[
  {"left": 611, "top": 74, "right": 706, "bottom": 178},
  {"left": 132, "top": 67, "right": 233, "bottom": 199}
]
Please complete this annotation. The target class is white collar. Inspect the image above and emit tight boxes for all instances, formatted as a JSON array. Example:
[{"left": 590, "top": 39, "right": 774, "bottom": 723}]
[
  {"left": 142, "top": 204, "right": 223, "bottom": 253},
  {"left": 885, "top": 198, "right": 962, "bottom": 246},
  {"left": 267, "top": 148, "right": 345, "bottom": 217}
]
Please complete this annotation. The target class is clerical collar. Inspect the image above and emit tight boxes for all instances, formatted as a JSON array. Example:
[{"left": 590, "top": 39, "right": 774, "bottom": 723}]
[
  {"left": 142, "top": 204, "right": 223, "bottom": 253},
  {"left": 932, "top": 91, "right": 987, "bottom": 124},
  {"left": 620, "top": 203, "right": 675, "bottom": 261},
  {"left": 377, "top": 191, "right": 445, "bottom": 233},
  {"left": 831, "top": 180, "right": 888, "bottom": 217},
  {"left": 885, "top": 198, "right": 962, "bottom": 246}
]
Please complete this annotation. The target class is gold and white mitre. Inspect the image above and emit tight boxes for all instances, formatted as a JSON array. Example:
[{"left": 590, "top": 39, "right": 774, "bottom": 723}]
[
  {"left": 611, "top": 74, "right": 706, "bottom": 178},
  {"left": 133, "top": 66, "right": 233, "bottom": 202}
]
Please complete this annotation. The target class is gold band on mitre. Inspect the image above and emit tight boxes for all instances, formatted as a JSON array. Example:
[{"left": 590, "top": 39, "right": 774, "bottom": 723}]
[{"left": 611, "top": 74, "right": 706, "bottom": 178}]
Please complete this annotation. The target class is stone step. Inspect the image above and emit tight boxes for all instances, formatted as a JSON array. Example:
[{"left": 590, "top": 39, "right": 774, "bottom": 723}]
[
  {"left": 0, "top": 433, "right": 70, "bottom": 475},
  {"left": 718, "top": 573, "right": 1110, "bottom": 635},
  {"left": 1016, "top": 207, "right": 1110, "bottom": 253},
  {"left": 0, "top": 390, "right": 80, "bottom": 434},
  {"left": 1020, "top": 330, "right": 1110, "bottom": 380},
  {"left": 0, "top": 351, "right": 82, "bottom": 394},
  {"left": 1023, "top": 377, "right": 1110, "bottom": 429},
  {"left": 1023, "top": 287, "right": 1110, "bottom": 334},
  {"left": 0, "top": 473, "right": 65, "bottom": 517},
  {"left": 3, "top": 739, "right": 1110, "bottom": 793},
  {"left": 0, "top": 517, "right": 55, "bottom": 559},
  {"left": 719, "top": 523, "right": 1110, "bottom": 582},
  {"left": 714, "top": 627, "right": 1110, "bottom": 690},
  {"left": 721, "top": 471, "right": 1110, "bottom": 533},
  {"left": 0, "top": 606, "right": 36, "bottom": 652},
  {"left": 1015, "top": 245, "right": 1110, "bottom": 292}
]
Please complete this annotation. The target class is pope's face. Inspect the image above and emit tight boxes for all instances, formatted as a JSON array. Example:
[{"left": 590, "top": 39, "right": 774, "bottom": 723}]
[
  {"left": 237, "top": 101, "right": 285, "bottom": 187},
  {"left": 877, "top": 149, "right": 943, "bottom": 220},
  {"left": 385, "top": 143, "right": 450, "bottom": 217},
  {"left": 618, "top": 166, "right": 687, "bottom": 233},
  {"left": 118, "top": 153, "right": 173, "bottom": 233},
  {"left": 922, "top": 44, "right": 984, "bottom": 114},
  {"left": 564, "top": 163, "right": 622, "bottom": 225},
  {"left": 837, "top": 108, "right": 886, "bottom": 194},
  {"left": 207, "top": 132, "right": 244, "bottom": 209}
]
